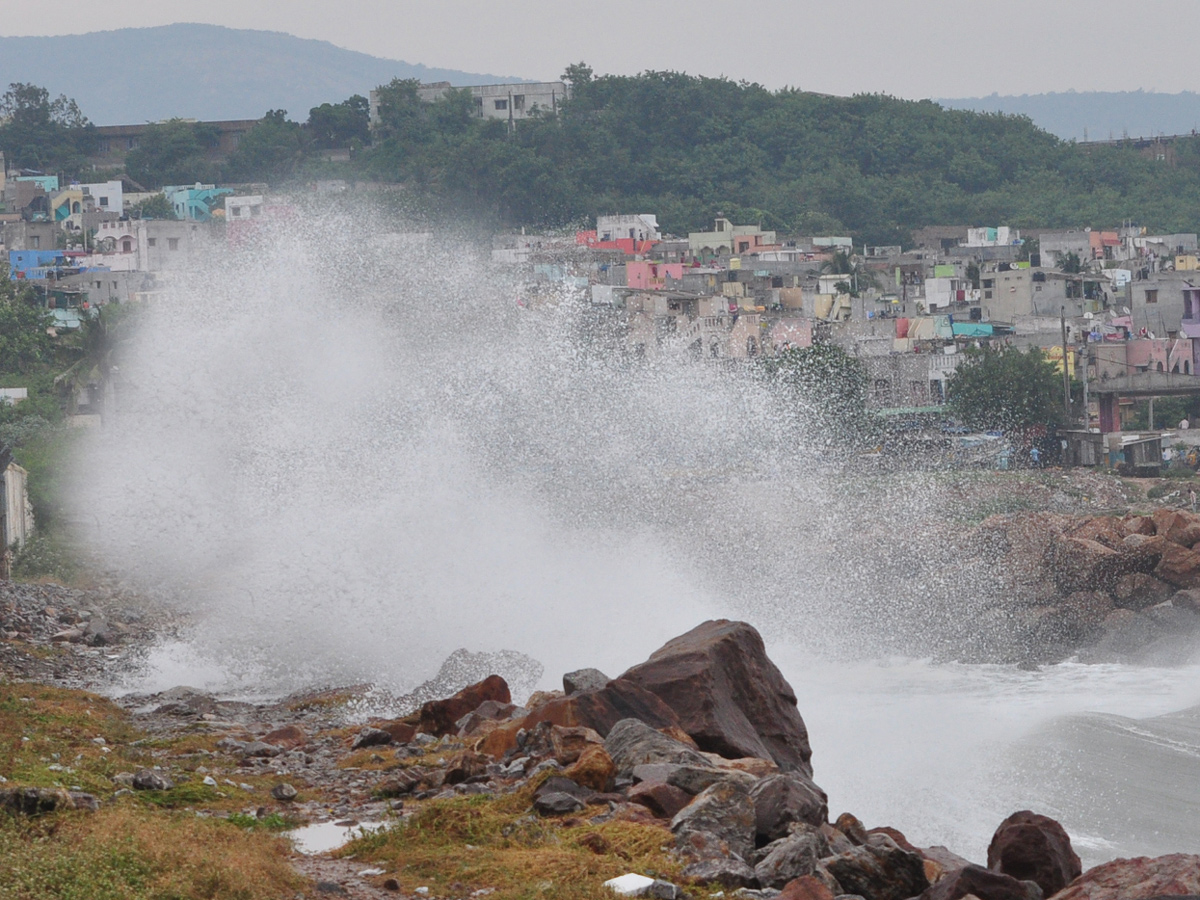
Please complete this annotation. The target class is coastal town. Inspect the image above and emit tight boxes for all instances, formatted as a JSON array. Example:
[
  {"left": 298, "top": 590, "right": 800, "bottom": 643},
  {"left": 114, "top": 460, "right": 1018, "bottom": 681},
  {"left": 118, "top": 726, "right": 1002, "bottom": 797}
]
[{"left": 5, "top": 34, "right": 1200, "bottom": 900}]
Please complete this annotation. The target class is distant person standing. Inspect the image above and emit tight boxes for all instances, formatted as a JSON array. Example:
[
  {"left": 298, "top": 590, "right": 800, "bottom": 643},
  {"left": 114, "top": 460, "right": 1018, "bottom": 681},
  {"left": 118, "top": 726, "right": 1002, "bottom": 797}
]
[
  {"left": 1030, "top": 445, "right": 1041, "bottom": 468},
  {"left": 1191, "top": 488, "right": 1197, "bottom": 512}
]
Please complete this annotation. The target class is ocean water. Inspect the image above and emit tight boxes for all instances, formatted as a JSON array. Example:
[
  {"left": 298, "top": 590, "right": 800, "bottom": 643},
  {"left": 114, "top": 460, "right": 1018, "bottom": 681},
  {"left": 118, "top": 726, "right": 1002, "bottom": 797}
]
[{"left": 76, "top": 218, "right": 1200, "bottom": 870}]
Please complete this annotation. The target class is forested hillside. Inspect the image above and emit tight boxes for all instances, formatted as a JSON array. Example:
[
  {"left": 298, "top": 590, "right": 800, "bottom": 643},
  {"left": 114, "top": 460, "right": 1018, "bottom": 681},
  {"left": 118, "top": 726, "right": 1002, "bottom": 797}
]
[{"left": 10, "top": 67, "right": 1200, "bottom": 245}]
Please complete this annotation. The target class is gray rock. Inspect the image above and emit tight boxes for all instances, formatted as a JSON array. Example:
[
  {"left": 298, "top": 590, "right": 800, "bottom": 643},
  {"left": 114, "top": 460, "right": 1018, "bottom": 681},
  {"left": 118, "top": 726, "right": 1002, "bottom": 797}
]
[
  {"left": 681, "top": 858, "right": 759, "bottom": 888},
  {"left": 632, "top": 763, "right": 681, "bottom": 784},
  {"left": 240, "top": 741, "right": 282, "bottom": 758},
  {"left": 604, "top": 718, "right": 711, "bottom": 776},
  {"left": 669, "top": 764, "right": 755, "bottom": 796},
  {"left": 131, "top": 769, "right": 174, "bottom": 791},
  {"left": 749, "top": 773, "right": 829, "bottom": 842},
  {"left": 647, "top": 879, "right": 682, "bottom": 900},
  {"left": 753, "top": 829, "right": 828, "bottom": 888},
  {"left": 563, "top": 668, "right": 610, "bottom": 695},
  {"left": 111, "top": 772, "right": 136, "bottom": 787},
  {"left": 822, "top": 835, "right": 929, "bottom": 900},
  {"left": 350, "top": 728, "right": 393, "bottom": 750},
  {"left": 0, "top": 787, "right": 92, "bottom": 815},
  {"left": 533, "top": 791, "right": 585, "bottom": 816},
  {"left": 671, "top": 780, "right": 756, "bottom": 860},
  {"left": 270, "top": 783, "right": 298, "bottom": 801}
]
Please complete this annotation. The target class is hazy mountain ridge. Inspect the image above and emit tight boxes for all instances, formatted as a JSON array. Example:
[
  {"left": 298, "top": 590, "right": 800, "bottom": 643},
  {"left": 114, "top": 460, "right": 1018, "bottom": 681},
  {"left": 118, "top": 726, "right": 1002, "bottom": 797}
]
[
  {"left": 939, "top": 90, "right": 1200, "bottom": 142},
  {"left": 0, "top": 24, "right": 532, "bottom": 125}
]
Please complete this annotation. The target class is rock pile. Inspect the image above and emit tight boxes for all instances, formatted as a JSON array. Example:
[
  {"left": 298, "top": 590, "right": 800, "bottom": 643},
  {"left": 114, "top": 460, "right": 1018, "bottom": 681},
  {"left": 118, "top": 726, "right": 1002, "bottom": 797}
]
[{"left": 966, "top": 509, "right": 1200, "bottom": 662}]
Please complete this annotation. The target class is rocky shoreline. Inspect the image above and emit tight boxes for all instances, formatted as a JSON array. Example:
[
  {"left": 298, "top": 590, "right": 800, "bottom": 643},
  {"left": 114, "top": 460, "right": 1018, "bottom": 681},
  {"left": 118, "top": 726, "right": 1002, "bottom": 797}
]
[{"left": 3, "top": 523, "right": 1200, "bottom": 900}]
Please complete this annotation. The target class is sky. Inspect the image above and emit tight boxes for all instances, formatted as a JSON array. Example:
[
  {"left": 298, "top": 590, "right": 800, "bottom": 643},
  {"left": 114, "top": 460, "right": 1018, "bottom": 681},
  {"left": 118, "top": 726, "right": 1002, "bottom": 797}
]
[{"left": 6, "top": 0, "right": 1200, "bottom": 99}]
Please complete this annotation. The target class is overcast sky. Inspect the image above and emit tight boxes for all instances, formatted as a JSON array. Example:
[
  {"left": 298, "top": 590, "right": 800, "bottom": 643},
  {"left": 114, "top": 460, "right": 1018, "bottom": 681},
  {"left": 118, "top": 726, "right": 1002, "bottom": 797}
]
[{"left": 6, "top": 0, "right": 1200, "bottom": 99}]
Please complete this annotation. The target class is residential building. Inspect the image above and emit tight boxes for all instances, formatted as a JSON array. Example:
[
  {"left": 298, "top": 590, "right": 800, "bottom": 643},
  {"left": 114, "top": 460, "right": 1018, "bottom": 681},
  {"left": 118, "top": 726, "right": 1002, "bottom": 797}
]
[
  {"left": 136, "top": 220, "right": 210, "bottom": 271},
  {"left": 1, "top": 221, "right": 57, "bottom": 252},
  {"left": 597, "top": 215, "right": 660, "bottom": 243},
  {"left": 78, "top": 180, "right": 124, "bottom": 216},
  {"left": 688, "top": 218, "right": 778, "bottom": 257},
  {"left": 371, "top": 82, "right": 569, "bottom": 129},
  {"left": 164, "top": 184, "right": 233, "bottom": 221},
  {"left": 88, "top": 120, "right": 259, "bottom": 168}
]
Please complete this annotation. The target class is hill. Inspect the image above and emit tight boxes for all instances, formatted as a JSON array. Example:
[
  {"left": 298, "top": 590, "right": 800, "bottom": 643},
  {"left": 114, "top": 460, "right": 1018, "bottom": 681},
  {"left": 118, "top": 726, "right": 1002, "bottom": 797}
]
[
  {"left": 939, "top": 91, "right": 1200, "bottom": 142},
  {"left": 0, "top": 24, "right": 529, "bottom": 125}
]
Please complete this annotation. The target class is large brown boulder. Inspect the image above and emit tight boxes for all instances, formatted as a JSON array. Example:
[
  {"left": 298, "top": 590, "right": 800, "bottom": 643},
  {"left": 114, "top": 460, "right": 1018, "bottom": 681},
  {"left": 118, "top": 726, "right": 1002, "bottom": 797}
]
[
  {"left": 621, "top": 619, "right": 814, "bottom": 775},
  {"left": 1046, "top": 537, "right": 1139, "bottom": 594},
  {"left": 986, "top": 810, "right": 1081, "bottom": 898},
  {"left": 1152, "top": 509, "right": 1200, "bottom": 546},
  {"left": 1153, "top": 541, "right": 1200, "bottom": 589},
  {"left": 1049, "top": 853, "right": 1200, "bottom": 900},
  {"left": 413, "top": 674, "right": 511, "bottom": 737},
  {"left": 1111, "top": 574, "right": 1174, "bottom": 611},
  {"left": 917, "top": 864, "right": 1042, "bottom": 900}
]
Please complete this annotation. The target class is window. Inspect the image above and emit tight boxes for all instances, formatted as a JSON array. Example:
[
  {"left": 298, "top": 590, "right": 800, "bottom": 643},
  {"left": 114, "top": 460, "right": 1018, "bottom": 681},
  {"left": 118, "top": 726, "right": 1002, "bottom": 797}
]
[
  {"left": 168, "top": 238, "right": 179, "bottom": 251},
  {"left": 982, "top": 278, "right": 994, "bottom": 288},
  {"left": 231, "top": 207, "right": 241, "bottom": 217},
  {"left": 30, "top": 236, "right": 40, "bottom": 249},
  {"left": 250, "top": 205, "right": 262, "bottom": 217},
  {"left": 984, "top": 290, "right": 992, "bottom": 300},
  {"left": 148, "top": 238, "right": 157, "bottom": 247},
  {"left": 494, "top": 99, "right": 508, "bottom": 110},
  {"left": 99, "top": 196, "right": 109, "bottom": 207},
  {"left": 513, "top": 94, "right": 525, "bottom": 111},
  {"left": 1146, "top": 289, "right": 1158, "bottom": 304}
]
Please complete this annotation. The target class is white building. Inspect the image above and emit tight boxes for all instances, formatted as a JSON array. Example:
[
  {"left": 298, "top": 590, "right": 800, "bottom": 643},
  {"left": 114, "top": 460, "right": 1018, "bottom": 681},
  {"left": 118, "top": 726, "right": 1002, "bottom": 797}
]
[
  {"left": 964, "top": 226, "right": 1019, "bottom": 247},
  {"left": 596, "top": 214, "right": 660, "bottom": 243},
  {"left": 225, "top": 195, "right": 264, "bottom": 221},
  {"left": 371, "top": 82, "right": 570, "bottom": 128},
  {"left": 78, "top": 180, "right": 124, "bottom": 216}
]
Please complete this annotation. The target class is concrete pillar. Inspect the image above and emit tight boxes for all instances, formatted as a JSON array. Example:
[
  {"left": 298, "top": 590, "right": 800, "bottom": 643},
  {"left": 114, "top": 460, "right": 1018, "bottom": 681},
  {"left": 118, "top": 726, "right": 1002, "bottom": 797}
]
[{"left": 1099, "top": 393, "right": 1120, "bottom": 434}]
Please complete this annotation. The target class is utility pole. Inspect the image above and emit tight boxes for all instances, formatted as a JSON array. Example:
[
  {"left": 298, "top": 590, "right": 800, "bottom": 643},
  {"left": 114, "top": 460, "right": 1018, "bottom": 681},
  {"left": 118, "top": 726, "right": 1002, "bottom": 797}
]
[
  {"left": 1081, "top": 336, "right": 1090, "bottom": 430},
  {"left": 1061, "top": 306, "right": 1072, "bottom": 426}
]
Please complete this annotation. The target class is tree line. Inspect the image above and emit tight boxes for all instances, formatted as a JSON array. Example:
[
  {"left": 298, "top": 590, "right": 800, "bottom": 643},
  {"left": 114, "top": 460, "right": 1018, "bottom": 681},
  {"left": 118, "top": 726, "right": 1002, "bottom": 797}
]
[{"left": 10, "top": 70, "right": 1200, "bottom": 243}]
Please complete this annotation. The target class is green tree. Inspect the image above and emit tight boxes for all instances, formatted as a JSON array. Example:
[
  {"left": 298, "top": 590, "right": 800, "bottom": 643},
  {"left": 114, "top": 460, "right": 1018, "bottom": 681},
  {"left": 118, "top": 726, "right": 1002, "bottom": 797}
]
[
  {"left": 1058, "top": 250, "right": 1083, "bottom": 274},
  {"left": 128, "top": 192, "right": 176, "bottom": 219},
  {"left": 306, "top": 95, "right": 370, "bottom": 148},
  {"left": 0, "top": 266, "right": 53, "bottom": 375},
  {"left": 760, "top": 342, "right": 870, "bottom": 443},
  {"left": 946, "top": 345, "right": 1063, "bottom": 431},
  {"left": 0, "top": 82, "right": 95, "bottom": 174},
  {"left": 124, "top": 119, "right": 220, "bottom": 188},
  {"left": 224, "top": 110, "right": 308, "bottom": 183}
]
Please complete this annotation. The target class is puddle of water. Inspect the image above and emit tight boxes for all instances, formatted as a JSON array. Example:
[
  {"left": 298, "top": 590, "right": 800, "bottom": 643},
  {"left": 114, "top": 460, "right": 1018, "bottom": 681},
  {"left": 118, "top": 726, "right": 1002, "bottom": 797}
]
[{"left": 286, "top": 820, "right": 387, "bottom": 855}]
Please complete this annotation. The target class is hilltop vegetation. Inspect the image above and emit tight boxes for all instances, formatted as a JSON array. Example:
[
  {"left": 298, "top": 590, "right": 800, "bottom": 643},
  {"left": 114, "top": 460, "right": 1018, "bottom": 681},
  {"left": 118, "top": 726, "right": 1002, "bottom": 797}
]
[{"left": 11, "top": 68, "right": 1200, "bottom": 243}]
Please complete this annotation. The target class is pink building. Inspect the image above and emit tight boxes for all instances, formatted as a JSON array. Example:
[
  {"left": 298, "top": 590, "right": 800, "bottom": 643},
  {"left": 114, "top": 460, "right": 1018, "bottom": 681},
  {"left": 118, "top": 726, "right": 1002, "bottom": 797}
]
[{"left": 625, "top": 261, "right": 685, "bottom": 290}]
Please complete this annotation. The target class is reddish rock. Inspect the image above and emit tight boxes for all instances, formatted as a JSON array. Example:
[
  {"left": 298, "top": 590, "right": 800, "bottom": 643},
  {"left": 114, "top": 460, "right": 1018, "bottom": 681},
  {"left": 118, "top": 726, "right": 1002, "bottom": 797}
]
[
  {"left": 776, "top": 875, "right": 836, "bottom": 900},
  {"left": 621, "top": 619, "right": 814, "bottom": 775},
  {"left": 835, "top": 812, "right": 871, "bottom": 846},
  {"left": 918, "top": 863, "right": 1041, "bottom": 900},
  {"left": 564, "top": 745, "right": 615, "bottom": 792},
  {"left": 1046, "top": 537, "right": 1131, "bottom": 593},
  {"left": 1070, "top": 517, "right": 1125, "bottom": 548},
  {"left": 629, "top": 781, "right": 692, "bottom": 819},
  {"left": 261, "top": 725, "right": 307, "bottom": 750},
  {"left": 921, "top": 845, "right": 977, "bottom": 874},
  {"left": 1050, "top": 853, "right": 1200, "bottom": 900},
  {"left": 1152, "top": 509, "right": 1200, "bottom": 546},
  {"left": 1120, "top": 514, "right": 1157, "bottom": 536},
  {"left": 1111, "top": 573, "right": 1174, "bottom": 610},
  {"left": 1153, "top": 541, "right": 1200, "bottom": 589},
  {"left": 415, "top": 674, "right": 511, "bottom": 737},
  {"left": 986, "top": 810, "right": 1081, "bottom": 898},
  {"left": 443, "top": 751, "right": 489, "bottom": 786},
  {"left": 478, "top": 678, "right": 681, "bottom": 758},
  {"left": 373, "top": 720, "right": 417, "bottom": 744}
]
